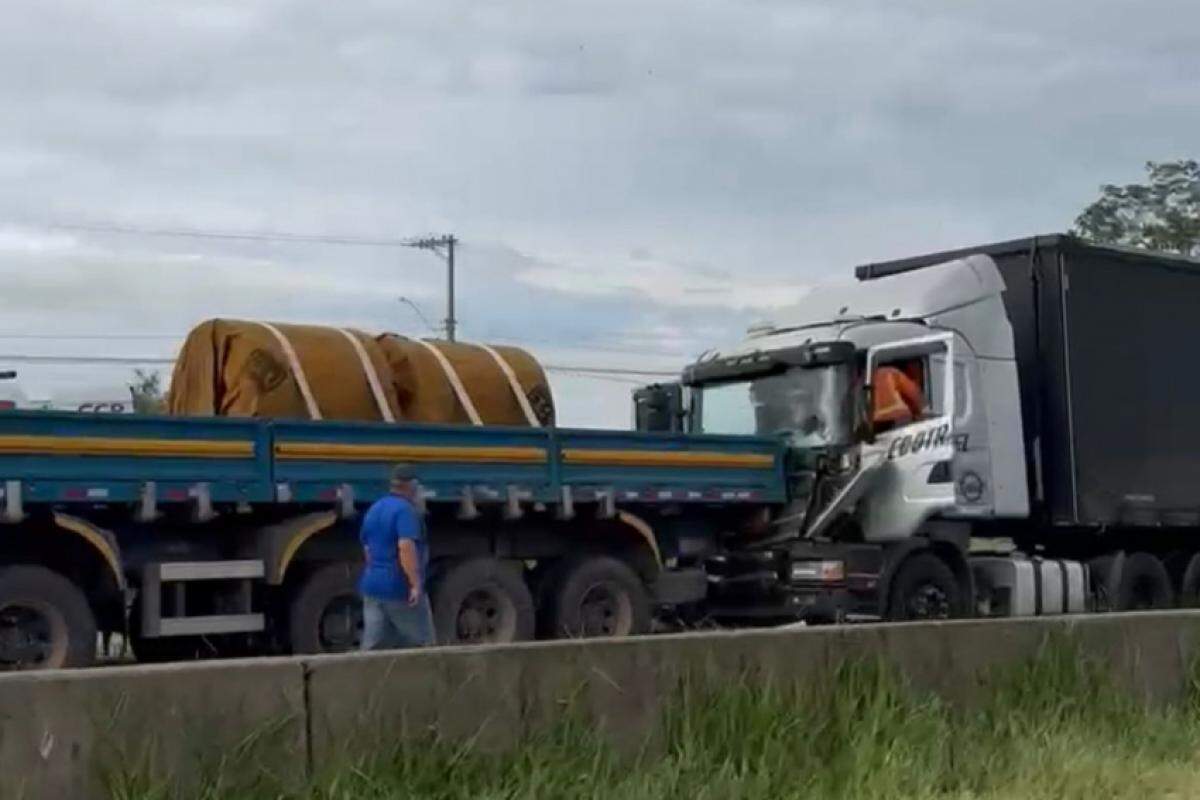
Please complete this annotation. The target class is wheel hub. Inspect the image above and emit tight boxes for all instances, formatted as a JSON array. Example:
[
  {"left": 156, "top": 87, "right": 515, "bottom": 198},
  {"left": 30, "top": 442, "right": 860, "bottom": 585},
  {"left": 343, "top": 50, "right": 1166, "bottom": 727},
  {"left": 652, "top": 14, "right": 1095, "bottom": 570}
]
[
  {"left": 457, "top": 589, "right": 503, "bottom": 643},
  {"left": 906, "top": 583, "right": 951, "bottom": 619},
  {"left": 318, "top": 595, "right": 362, "bottom": 652},
  {"left": 578, "top": 583, "right": 629, "bottom": 637},
  {"left": 0, "top": 603, "right": 55, "bottom": 668}
]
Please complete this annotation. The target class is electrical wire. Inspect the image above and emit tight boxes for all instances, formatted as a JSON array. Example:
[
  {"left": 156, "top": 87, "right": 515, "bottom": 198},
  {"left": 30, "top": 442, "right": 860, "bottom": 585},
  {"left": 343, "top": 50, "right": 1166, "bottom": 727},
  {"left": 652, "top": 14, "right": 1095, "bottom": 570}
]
[
  {"left": 0, "top": 353, "right": 678, "bottom": 378},
  {"left": 0, "top": 331, "right": 692, "bottom": 360},
  {"left": 44, "top": 221, "right": 425, "bottom": 248}
]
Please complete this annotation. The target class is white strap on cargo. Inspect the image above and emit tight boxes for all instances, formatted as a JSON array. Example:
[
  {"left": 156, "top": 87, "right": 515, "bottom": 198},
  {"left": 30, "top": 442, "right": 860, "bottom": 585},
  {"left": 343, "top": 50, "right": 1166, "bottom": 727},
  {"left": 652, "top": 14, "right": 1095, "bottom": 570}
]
[
  {"left": 414, "top": 339, "right": 482, "bottom": 425},
  {"left": 335, "top": 328, "right": 396, "bottom": 423},
  {"left": 255, "top": 322, "right": 322, "bottom": 420},
  {"left": 477, "top": 343, "right": 540, "bottom": 427}
]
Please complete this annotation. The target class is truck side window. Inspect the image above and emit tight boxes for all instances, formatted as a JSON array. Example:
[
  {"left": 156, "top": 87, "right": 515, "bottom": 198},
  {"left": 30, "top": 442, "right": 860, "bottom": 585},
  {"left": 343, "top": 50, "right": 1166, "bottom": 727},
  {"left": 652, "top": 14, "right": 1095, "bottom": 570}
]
[{"left": 926, "top": 357, "right": 968, "bottom": 420}]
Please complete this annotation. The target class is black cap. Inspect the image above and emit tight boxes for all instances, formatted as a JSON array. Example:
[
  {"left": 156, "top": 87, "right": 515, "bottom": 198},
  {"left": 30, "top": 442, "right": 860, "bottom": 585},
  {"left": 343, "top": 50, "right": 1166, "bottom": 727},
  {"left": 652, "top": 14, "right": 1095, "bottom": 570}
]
[{"left": 389, "top": 464, "right": 418, "bottom": 484}]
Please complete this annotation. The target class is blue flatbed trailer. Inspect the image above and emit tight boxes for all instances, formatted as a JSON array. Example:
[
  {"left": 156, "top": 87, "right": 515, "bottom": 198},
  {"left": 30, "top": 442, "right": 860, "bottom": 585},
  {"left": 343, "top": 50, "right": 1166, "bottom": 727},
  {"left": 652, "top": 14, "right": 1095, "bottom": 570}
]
[{"left": 0, "top": 410, "right": 786, "bottom": 668}]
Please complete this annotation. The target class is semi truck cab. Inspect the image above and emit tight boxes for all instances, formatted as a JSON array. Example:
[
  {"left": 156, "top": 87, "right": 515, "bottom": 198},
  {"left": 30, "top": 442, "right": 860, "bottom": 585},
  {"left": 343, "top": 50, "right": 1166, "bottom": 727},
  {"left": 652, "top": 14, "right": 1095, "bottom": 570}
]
[{"left": 642, "top": 252, "right": 1078, "bottom": 622}]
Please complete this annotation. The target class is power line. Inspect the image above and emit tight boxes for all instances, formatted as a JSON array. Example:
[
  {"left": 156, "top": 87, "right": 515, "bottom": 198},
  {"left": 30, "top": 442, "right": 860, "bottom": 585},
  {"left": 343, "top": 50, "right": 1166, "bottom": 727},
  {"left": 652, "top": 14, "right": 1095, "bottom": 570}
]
[
  {"left": 545, "top": 364, "right": 677, "bottom": 378},
  {"left": 0, "top": 333, "right": 181, "bottom": 341},
  {"left": 39, "top": 221, "right": 462, "bottom": 341},
  {"left": 0, "top": 353, "right": 678, "bottom": 378},
  {"left": 44, "top": 221, "right": 421, "bottom": 248},
  {"left": 0, "top": 330, "right": 692, "bottom": 359},
  {"left": 0, "top": 355, "right": 175, "bottom": 365}
]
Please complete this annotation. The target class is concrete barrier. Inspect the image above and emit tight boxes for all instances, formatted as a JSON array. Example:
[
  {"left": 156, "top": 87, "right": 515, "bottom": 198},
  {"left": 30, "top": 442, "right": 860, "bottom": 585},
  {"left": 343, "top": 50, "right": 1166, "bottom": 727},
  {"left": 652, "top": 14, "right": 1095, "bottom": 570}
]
[
  {"left": 0, "top": 658, "right": 306, "bottom": 800},
  {"left": 4, "top": 611, "right": 1200, "bottom": 798},
  {"left": 303, "top": 612, "right": 1200, "bottom": 770}
]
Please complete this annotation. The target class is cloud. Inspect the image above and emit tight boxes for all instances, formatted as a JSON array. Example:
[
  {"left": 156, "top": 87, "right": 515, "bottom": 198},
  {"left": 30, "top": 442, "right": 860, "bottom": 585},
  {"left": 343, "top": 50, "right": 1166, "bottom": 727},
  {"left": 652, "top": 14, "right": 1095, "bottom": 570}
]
[{"left": 2, "top": 0, "right": 1199, "bottom": 425}]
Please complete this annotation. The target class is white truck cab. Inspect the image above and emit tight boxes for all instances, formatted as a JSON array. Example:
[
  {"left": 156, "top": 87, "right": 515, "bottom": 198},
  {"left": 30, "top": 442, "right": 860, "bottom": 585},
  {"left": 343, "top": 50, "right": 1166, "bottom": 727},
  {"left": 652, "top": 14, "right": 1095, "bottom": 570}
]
[{"left": 665, "top": 252, "right": 1086, "bottom": 622}]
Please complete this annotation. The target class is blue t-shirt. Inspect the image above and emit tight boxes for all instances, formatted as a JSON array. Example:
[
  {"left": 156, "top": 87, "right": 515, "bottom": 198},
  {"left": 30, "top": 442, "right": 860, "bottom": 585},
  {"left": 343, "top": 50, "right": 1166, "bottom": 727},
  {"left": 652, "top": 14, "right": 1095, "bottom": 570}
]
[{"left": 358, "top": 495, "right": 428, "bottom": 601}]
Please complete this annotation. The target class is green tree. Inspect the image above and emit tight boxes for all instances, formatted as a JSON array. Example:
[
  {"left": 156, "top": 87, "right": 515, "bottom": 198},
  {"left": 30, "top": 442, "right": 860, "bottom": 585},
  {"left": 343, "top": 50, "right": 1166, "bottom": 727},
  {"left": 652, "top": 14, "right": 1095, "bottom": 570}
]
[
  {"left": 129, "top": 369, "right": 165, "bottom": 415},
  {"left": 1072, "top": 159, "right": 1200, "bottom": 256}
]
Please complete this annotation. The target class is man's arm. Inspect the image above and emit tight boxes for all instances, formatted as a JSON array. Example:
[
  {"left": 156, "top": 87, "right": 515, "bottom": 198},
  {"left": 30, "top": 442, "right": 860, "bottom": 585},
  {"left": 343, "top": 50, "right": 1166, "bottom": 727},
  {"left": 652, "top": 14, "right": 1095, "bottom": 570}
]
[
  {"left": 394, "top": 504, "right": 424, "bottom": 606},
  {"left": 398, "top": 540, "right": 421, "bottom": 606}
]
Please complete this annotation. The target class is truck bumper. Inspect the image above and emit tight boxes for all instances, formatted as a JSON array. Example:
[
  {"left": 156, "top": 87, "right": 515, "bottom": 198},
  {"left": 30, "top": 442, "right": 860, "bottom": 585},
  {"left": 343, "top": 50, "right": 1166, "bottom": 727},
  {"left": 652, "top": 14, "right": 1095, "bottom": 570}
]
[{"left": 787, "top": 540, "right": 885, "bottom": 620}]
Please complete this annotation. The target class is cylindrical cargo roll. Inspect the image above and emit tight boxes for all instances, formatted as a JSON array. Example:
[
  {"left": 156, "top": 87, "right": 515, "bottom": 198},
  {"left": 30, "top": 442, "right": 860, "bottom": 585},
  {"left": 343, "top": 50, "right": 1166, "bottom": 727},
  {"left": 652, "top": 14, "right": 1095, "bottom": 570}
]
[
  {"left": 167, "top": 319, "right": 554, "bottom": 427},
  {"left": 377, "top": 335, "right": 555, "bottom": 427},
  {"left": 168, "top": 319, "right": 402, "bottom": 421}
]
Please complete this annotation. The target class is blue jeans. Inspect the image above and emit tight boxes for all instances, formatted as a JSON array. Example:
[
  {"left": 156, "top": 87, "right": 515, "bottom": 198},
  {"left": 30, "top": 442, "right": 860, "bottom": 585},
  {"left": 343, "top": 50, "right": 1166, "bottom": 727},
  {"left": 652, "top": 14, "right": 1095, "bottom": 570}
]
[{"left": 361, "top": 595, "right": 436, "bottom": 651}]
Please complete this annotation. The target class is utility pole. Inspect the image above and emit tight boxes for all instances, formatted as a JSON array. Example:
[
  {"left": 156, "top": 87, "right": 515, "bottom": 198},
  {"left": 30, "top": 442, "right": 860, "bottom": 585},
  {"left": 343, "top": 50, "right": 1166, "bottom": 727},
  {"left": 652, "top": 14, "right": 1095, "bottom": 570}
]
[
  {"left": 446, "top": 235, "right": 456, "bottom": 342},
  {"left": 403, "top": 235, "right": 457, "bottom": 341}
]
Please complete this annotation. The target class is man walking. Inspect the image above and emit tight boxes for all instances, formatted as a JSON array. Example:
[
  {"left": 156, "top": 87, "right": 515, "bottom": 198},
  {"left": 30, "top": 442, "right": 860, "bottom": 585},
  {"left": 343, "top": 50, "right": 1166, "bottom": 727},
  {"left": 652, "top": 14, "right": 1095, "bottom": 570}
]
[{"left": 359, "top": 464, "right": 435, "bottom": 650}]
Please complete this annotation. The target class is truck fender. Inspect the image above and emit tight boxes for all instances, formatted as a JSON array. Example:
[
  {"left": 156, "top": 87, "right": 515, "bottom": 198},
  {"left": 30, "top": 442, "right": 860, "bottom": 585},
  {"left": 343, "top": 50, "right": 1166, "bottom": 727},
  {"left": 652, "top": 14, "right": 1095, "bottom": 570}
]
[
  {"left": 615, "top": 510, "right": 662, "bottom": 572},
  {"left": 876, "top": 537, "right": 973, "bottom": 617},
  {"left": 51, "top": 512, "right": 126, "bottom": 591},
  {"left": 261, "top": 511, "right": 340, "bottom": 584}
]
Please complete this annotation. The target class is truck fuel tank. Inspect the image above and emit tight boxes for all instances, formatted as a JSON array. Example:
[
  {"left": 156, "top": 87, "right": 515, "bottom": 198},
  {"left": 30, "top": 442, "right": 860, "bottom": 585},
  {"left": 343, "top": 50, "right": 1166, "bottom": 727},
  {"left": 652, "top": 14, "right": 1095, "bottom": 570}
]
[{"left": 971, "top": 556, "right": 1087, "bottom": 617}]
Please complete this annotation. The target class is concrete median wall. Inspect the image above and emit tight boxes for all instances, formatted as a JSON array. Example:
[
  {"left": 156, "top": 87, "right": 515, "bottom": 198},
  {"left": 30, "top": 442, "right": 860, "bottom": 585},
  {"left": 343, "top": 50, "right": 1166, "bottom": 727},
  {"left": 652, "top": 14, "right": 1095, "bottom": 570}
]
[{"left": 4, "top": 611, "right": 1200, "bottom": 798}]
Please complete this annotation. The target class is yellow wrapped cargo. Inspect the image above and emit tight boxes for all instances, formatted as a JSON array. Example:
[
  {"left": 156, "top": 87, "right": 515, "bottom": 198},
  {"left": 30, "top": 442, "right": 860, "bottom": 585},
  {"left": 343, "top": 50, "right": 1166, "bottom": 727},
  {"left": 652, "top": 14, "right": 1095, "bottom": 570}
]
[
  {"left": 167, "top": 319, "right": 554, "bottom": 427},
  {"left": 377, "top": 335, "right": 554, "bottom": 426}
]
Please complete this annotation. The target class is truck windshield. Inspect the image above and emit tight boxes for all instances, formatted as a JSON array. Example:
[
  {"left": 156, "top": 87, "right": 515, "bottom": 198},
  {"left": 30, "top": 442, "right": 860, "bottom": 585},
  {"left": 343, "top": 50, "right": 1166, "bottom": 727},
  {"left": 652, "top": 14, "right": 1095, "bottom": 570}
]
[{"left": 700, "top": 366, "right": 853, "bottom": 447}]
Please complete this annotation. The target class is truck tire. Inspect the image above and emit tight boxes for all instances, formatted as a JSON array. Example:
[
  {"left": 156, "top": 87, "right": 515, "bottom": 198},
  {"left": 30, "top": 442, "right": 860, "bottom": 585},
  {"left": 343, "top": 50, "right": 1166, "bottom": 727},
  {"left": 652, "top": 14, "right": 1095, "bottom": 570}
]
[
  {"left": 430, "top": 558, "right": 535, "bottom": 645},
  {"left": 1103, "top": 552, "right": 1173, "bottom": 611},
  {"left": 540, "top": 556, "right": 651, "bottom": 639},
  {"left": 0, "top": 565, "right": 97, "bottom": 670},
  {"left": 1180, "top": 553, "right": 1200, "bottom": 608},
  {"left": 886, "top": 553, "right": 965, "bottom": 621},
  {"left": 288, "top": 562, "right": 363, "bottom": 654}
]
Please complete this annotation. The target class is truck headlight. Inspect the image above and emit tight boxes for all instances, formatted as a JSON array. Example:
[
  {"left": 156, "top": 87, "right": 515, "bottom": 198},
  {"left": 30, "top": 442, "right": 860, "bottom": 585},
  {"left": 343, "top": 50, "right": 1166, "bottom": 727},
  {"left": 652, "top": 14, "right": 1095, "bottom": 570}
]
[{"left": 790, "top": 560, "right": 845, "bottom": 583}]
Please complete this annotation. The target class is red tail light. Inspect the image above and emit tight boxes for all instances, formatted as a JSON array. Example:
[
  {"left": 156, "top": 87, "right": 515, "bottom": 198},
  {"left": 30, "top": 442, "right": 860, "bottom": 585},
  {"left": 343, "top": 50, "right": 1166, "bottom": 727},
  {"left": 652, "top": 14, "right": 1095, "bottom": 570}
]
[{"left": 0, "top": 401, "right": 14, "bottom": 410}]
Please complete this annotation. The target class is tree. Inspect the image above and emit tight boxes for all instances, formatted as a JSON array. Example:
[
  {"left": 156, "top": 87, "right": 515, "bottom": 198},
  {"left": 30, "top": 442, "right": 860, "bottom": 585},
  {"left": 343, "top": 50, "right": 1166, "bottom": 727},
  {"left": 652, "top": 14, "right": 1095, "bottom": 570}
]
[
  {"left": 1072, "top": 159, "right": 1200, "bottom": 257},
  {"left": 129, "top": 369, "right": 165, "bottom": 415}
]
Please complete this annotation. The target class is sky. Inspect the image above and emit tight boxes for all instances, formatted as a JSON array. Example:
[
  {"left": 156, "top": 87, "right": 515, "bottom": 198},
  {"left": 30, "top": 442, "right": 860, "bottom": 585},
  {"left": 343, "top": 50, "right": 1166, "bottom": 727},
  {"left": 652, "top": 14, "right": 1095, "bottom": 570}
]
[{"left": 2, "top": 0, "right": 1197, "bottom": 426}]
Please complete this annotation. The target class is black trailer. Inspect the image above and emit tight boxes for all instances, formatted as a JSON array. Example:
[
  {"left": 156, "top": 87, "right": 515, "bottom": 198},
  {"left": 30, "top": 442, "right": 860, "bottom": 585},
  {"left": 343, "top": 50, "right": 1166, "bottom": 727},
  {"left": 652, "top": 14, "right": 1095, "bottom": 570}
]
[{"left": 857, "top": 234, "right": 1200, "bottom": 533}]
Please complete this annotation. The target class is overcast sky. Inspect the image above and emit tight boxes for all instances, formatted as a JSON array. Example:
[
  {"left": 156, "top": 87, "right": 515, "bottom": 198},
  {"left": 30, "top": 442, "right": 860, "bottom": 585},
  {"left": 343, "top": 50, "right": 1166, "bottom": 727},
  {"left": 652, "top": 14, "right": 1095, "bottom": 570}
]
[{"left": 2, "top": 1, "right": 1197, "bottom": 426}]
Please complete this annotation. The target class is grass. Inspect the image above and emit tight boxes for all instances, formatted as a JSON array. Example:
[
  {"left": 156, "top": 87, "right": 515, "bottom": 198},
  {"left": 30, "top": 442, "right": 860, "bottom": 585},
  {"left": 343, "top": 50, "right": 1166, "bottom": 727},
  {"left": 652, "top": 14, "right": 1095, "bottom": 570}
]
[{"left": 114, "top": 643, "right": 1200, "bottom": 800}]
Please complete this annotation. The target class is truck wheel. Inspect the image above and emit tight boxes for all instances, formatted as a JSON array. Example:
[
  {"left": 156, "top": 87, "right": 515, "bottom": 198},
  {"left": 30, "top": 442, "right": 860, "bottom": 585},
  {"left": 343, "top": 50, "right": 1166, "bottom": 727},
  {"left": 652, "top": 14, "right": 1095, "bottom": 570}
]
[
  {"left": 1107, "top": 552, "right": 1173, "bottom": 611},
  {"left": 288, "top": 562, "right": 362, "bottom": 654},
  {"left": 0, "top": 565, "right": 97, "bottom": 670},
  {"left": 430, "top": 558, "right": 535, "bottom": 645},
  {"left": 541, "top": 556, "right": 651, "bottom": 639},
  {"left": 886, "top": 553, "right": 964, "bottom": 621},
  {"left": 1180, "top": 553, "right": 1200, "bottom": 607}
]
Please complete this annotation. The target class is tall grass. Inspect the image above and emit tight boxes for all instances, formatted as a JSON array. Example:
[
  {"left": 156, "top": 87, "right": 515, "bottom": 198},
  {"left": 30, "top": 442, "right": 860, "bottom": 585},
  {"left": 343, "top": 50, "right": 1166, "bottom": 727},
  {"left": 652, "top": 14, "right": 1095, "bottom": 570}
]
[{"left": 118, "top": 643, "right": 1200, "bottom": 800}]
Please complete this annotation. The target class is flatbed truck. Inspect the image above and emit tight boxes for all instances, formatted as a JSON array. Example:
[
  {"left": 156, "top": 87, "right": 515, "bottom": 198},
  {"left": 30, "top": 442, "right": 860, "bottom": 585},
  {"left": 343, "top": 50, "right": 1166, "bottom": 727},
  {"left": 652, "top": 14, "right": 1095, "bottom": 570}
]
[
  {"left": 0, "top": 408, "right": 783, "bottom": 667},
  {"left": 1, "top": 233, "right": 1196, "bottom": 669}
]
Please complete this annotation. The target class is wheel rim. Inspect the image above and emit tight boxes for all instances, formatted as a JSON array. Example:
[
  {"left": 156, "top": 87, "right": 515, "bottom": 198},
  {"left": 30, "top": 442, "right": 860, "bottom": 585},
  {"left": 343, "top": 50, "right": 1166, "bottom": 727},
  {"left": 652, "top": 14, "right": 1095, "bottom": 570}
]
[
  {"left": 0, "top": 600, "right": 67, "bottom": 669},
  {"left": 577, "top": 582, "right": 633, "bottom": 637},
  {"left": 318, "top": 594, "right": 363, "bottom": 652},
  {"left": 456, "top": 586, "right": 517, "bottom": 644},
  {"left": 904, "top": 582, "right": 951, "bottom": 620}
]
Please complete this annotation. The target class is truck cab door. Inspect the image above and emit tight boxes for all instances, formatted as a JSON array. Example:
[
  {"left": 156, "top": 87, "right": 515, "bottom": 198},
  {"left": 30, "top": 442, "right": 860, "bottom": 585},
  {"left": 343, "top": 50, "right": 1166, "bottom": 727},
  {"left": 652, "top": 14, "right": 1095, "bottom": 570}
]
[{"left": 856, "top": 332, "right": 959, "bottom": 542}]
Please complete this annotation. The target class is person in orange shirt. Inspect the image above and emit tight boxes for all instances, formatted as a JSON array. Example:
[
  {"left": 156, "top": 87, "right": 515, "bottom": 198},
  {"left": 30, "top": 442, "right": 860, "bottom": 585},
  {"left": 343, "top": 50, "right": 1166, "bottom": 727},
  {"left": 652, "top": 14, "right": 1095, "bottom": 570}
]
[{"left": 872, "top": 360, "right": 926, "bottom": 431}]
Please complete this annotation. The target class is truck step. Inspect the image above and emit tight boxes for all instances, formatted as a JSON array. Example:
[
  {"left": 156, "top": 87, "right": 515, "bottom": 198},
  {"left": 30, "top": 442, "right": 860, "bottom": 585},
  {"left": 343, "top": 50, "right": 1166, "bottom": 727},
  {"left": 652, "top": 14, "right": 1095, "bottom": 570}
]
[
  {"left": 140, "top": 560, "right": 265, "bottom": 638},
  {"left": 153, "top": 560, "right": 265, "bottom": 581},
  {"left": 157, "top": 614, "right": 265, "bottom": 636}
]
